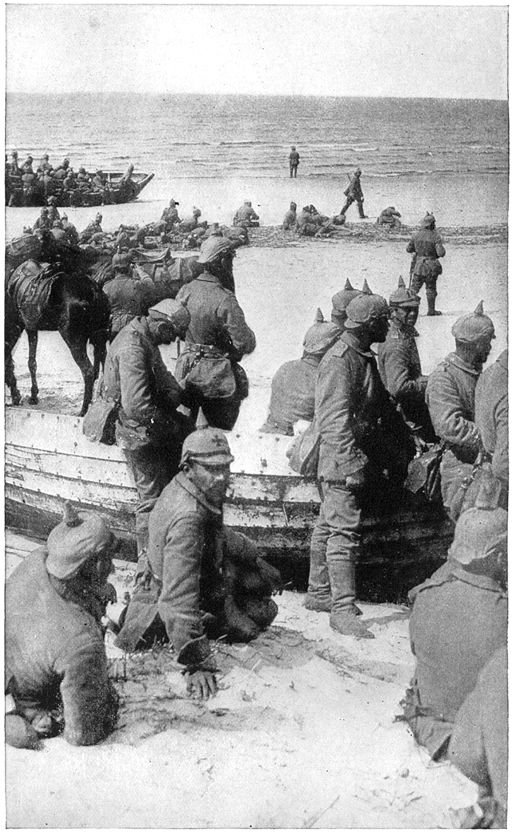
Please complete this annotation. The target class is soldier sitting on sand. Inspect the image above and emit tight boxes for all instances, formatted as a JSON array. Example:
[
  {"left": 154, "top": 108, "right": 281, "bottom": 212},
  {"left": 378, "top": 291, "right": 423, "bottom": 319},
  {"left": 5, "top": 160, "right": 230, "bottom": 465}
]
[
  {"left": 233, "top": 200, "right": 260, "bottom": 228},
  {"left": 282, "top": 201, "right": 297, "bottom": 230},
  {"left": 79, "top": 212, "right": 104, "bottom": 243},
  {"left": 115, "top": 428, "right": 281, "bottom": 700},
  {"left": 6, "top": 502, "right": 120, "bottom": 749},
  {"left": 377, "top": 206, "right": 401, "bottom": 228},
  {"left": 179, "top": 207, "right": 203, "bottom": 233}
]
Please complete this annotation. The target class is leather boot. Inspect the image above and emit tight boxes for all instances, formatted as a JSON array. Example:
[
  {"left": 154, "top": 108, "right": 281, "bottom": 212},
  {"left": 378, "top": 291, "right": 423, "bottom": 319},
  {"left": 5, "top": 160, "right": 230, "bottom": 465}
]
[
  {"left": 330, "top": 607, "right": 375, "bottom": 639},
  {"left": 303, "top": 594, "right": 332, "bottom": 612},
  {"left": 426, "top": 294, "right": 442, "bottom": 316}
]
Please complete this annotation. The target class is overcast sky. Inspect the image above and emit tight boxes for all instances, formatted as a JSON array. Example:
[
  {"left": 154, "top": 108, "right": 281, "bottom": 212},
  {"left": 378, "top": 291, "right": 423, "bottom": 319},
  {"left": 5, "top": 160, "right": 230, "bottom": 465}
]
[{"left": 6, "top": 4, "right": 508, "bottom": 99}]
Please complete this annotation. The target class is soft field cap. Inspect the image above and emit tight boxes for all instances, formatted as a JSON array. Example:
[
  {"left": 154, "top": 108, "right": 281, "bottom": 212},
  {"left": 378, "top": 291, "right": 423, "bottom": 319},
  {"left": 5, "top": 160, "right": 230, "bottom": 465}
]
[
  {"left": 149, "top": 298, "right": 191, "bottom": 330},
  {"left": 451, "top": 301, "right": 495, "bottom": 343},
  {"left": 198, "top": 236, "right": 233, "bottom": 264},
  {"left": 345, "top": 293, "right": 389, "bottom": 328},
  {"left": 448, "top": 507, "right": 507, "bottom": 565},
  {"left": 47, "top": 502, "right": 115, "bottom": 579},
  {"left": 180, "top": 427, "right": 234, "bottom": 467}
]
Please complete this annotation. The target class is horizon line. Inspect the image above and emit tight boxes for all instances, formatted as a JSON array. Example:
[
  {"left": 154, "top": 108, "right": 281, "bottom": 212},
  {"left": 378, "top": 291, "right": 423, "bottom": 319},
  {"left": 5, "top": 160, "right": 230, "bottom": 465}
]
[{"left": 6, "top": 90, "right": 507, "bottom": 103}]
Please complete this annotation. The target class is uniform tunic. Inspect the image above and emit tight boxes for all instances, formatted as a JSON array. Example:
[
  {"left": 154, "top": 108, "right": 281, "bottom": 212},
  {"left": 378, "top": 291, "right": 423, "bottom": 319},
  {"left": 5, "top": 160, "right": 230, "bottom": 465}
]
[
  {"left": 406, "top": 228, "right": 445, "bottom": 298},
  {"left": 103, "top": 274, "right": 156, "bottom": 336},
  {"left": 6, "top": 548, "right": 118, "bottom": 746},
  {"left": 233, "top": 205, "right": 259, "bottom": 227},
  {"left": 475, "top": 350, "right": 508, "bottom": 488},
  {"left": 261, "top": 355, "right": 321, "bottom": 435},
  {"left": 426, "top": 353, "right": 481, "bottom": 517},
  {"left": 405, "top": 561, "right": 507, "bottom": 760}
]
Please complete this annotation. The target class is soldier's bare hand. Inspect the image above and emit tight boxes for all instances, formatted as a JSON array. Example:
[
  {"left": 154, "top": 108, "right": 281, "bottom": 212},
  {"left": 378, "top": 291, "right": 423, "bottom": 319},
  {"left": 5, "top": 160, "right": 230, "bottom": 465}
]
[{"left": 186, "top": 670, "right": 218, "bottom": 700}]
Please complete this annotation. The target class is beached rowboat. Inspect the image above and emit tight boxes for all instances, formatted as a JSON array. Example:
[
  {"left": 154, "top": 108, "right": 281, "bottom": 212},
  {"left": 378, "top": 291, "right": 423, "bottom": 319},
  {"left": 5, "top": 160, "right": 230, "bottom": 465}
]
[
  {"left": 6, "top": 170, "right": 154, "bottom": 208},
  {"left": 5, "top": 407, "right": 453, "bottom": 600}
]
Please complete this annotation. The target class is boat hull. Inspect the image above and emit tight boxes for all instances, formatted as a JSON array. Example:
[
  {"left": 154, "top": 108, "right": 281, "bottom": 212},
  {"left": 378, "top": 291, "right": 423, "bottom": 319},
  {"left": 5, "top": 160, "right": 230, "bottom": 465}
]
[
  {"left": 6, "top": 171, "right": 154, "bottom": 208},
  {"left": 5, "top": 408, "right": 453, "bottom": 600}
]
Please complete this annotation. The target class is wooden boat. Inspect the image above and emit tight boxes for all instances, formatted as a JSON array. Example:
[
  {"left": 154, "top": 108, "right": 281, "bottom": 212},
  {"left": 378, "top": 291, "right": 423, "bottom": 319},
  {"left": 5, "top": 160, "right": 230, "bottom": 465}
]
[
  {"left": 6, "top": 169, "right": 154, "bottom": 208},
  {"left": 5, "top": 407, "right": 453, "bottom": 601}
]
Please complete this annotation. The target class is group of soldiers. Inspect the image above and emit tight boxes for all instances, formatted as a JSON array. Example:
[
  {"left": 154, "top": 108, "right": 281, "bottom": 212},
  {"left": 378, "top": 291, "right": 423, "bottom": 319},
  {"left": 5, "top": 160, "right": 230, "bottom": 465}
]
[
  {"left": 5, "top": 151, "right": 127, "bottom": 207},
  {"left": 5, "top": 200, "right": 507, "bottom": 823}
]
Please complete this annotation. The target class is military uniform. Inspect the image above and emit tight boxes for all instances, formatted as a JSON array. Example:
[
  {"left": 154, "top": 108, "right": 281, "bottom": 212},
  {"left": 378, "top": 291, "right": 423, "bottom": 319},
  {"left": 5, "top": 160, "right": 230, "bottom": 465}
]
[
  {"left": 116, "top": 465, "right": 278, "bottom": 663},
  {"left": 176, "top": 270, "right": 255, "bottom": 429},
  {"left": 282, "top": 204, "right": 297, "bottom": 230},
  {"left": 289, "top": 148, "right": 300, "bottom": 177},
  {"left": 406, "top": 219, "right": 445, "bottom": 314},
  {"left": 61, "top": 216, "right": 79, "bottom": 246},
  {"left": 340, "top": 170, "right": 366, "bottom": 218},
  {"left": 308, "top": 325, "right": 412, "bottom": 626},
  {"left": 449, "top": 648, "right": 507, "bottom": 827},
  {"left": 103, "top": 273, "right": 156, "bottom": 338},
  {"left": 377, "top": 206, "right": 401, "bottom": 227},
  {"left": 426, "top": 353, "right": 481, "bottom": 515},
  {"left": 233, "top": 203, "right": 259, "bottom": 227},
  {"left": 261, "top": 356, "right": 321, "bottom": 435},
  {"left": 6, "top": 531, "right": 118, "bottom": 747},
  {"left": 475, "top": 349, "right": 508, "bottom": 489},
  {"left": 102, "top": 315, "right": 191, "bottom": 552}
]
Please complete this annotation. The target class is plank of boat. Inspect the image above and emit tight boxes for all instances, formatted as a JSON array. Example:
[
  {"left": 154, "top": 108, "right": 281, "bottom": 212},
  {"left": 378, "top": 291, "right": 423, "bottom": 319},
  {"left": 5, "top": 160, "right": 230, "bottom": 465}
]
[{"left": 5, "top": 407, "right": 453, "bottom": 591}]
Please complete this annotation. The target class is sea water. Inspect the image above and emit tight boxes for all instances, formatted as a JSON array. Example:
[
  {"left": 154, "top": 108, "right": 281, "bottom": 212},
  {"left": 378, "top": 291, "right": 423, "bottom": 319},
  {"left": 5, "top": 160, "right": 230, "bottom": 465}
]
[{"left": 6, "top": 93, "right": 508, "bottom": 226}]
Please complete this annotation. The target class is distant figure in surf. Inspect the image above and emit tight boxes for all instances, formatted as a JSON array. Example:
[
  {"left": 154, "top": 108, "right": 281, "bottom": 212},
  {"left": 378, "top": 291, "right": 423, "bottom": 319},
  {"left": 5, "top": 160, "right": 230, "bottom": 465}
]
[{"left": 289, "top": 146, "right": 300, "bottom": 178}]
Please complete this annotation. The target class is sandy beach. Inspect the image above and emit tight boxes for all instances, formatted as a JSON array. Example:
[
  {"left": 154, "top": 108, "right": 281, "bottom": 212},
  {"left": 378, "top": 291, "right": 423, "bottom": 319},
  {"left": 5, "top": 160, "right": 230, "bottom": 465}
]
[{"left": 5, "top": 215, "right": 507, "bottom": 827}]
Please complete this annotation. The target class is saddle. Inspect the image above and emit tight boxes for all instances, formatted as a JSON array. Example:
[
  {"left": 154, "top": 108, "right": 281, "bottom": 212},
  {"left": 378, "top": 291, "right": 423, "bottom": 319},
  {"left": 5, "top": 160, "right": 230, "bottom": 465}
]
[{"left": 7, "top": 260, "right": 61, "bottom": 329}]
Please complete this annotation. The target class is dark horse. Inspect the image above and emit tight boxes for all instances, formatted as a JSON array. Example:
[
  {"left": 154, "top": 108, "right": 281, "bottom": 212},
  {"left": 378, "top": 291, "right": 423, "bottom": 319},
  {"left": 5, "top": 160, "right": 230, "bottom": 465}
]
[{"left": 5, "top": 258, "right": 110, "bottom": 416}]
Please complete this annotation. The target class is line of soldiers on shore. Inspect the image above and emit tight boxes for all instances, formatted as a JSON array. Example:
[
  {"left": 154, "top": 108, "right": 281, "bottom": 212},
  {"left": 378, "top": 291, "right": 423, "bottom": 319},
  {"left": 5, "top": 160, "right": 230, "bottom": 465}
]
[{"left": 5, "top": 211, "right": 508, "bottom": 822}]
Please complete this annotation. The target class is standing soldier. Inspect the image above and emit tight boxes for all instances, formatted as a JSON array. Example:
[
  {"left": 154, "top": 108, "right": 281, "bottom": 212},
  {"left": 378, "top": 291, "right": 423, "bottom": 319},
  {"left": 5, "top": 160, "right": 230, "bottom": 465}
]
[
  {"left": 61, "top": 213, "right": 79, "bottom": 246},
  {"left": 305, "top": 290, "right": 413, "bottom": 638},
  {"left": 47, "top": 195, "right": 61, "bottom": 224},
  {"left": 175, "top": 236, "right": 256, "bottom": 430},
  {"left": 406, "top": 213, "right": 446, "bottom": 316},
  {"left": 103, "top": 251, "right": 156, "bottom": 340},
  {"left": 101, "top": 299, "right": 194, "bottom": 556},
  {"left": 340, "top": 168, "right": 367, "bottom": 219},
  {"left": 377, "top": 277, "right": 435, "bottom": 441},
  {"left": 425, "top": 302, "right": 495, "bottom": 521},
  {"left": 289, "top": 146, "right": 300, "bottom": 178}
]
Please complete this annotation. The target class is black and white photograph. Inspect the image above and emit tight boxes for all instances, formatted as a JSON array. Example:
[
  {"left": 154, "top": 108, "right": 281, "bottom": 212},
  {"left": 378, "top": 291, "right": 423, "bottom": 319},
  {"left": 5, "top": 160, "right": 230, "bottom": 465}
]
[{"left": 4, "top": 4, "right": 508, "bottom": 827}]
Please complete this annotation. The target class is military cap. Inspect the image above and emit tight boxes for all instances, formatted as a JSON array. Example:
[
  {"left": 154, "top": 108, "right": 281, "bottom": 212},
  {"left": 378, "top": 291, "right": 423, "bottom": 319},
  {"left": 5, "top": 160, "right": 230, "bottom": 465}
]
[
  {"left": 46, "top": 502, "right": 117, "bottom": 579},
  {"left": 61, "top": 213, "right": 68, "bottom": 220},
  {"left": 303, "top": 309, "right": 340, "bottom": 355},
  {"left": 421, "top": 212, "right": 435, "bottom": 228},
  {"left": 52, "top": 219, "right": 63, "bottom": 228},
  {"left": 192, "top": 207, "right": 202, "bottom": 217},
  {"left": 389, "top": 276, "right": 420, "bottom": 308},
  {"left": 198, "top": 235, "right": 233, "bottom": 264},
  {"left": 244, "top": 200, "right": 252, "bottom": 206},
  {"left": 95, "top": 212, "right": 103, "bottom": 221},
  {"left": 169, "top": 198, "right": 179, "bottom": 205},
  {"left": 290, "top": 201, "right": 297, "bottom": 209},
  {"left": 345, "top": 293, "right": 389, "bottom": 329},
  {"left": 40, "top": 207, "right": 49, "bottom": 214},
  {"left": 47, "top": 196, "right": 57, "bottom": 205},
  {"left": 448, "top": 507, "right": 507, "bottom": 565},
  {"left": 78, "top": 167, "right": 86, "bottom": 174},
  {"left": 148, "top": 298, "right": 191, "bottom": 330},
  {"left": 26, "top": 155, "right": 33, "bottom": 161},
  {"left": 180, "top": 427, "right": 235, "bottom": 468},
  {"left": 42, "top": 154, "right": 49, "bottom": 160},
  {"left": 452, "top": 301, "right": 495, "bottom": 343},
  {"left": 355, "top": 167, "right": 362, "bottom": 175},
  {"left": 332, "top": 279, "right": 361, "bottom": 314}
]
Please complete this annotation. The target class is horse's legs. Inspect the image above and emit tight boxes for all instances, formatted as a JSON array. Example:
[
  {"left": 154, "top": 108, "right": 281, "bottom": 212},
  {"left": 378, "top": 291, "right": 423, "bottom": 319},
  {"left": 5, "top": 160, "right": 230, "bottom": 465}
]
[
  {"left": 92, "top": 333, "right": 107, "bottom": 380},
  {"left": 60, "top": 328, "right": 95, "bottom": 417},
  {"left": 5, "top": 340, "right": 22, "bottom": 405},
  {"left": 27, "top": 329, "right": 40, "bottom": 405}
]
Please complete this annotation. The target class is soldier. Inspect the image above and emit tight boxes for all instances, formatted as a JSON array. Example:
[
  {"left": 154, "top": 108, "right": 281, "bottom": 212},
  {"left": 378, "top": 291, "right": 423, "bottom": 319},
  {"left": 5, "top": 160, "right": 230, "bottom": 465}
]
[
  {"left": 233, "top": 200, "right": 260, "bottom": 228},
  {"left": 305, "top": 290, "right": 413, "bottom": 638},
  {"left": 61, "top": 213, "right": 79, "bottom": 246},
  {"left": 406, "top": 213, "right": 445, "bottom": 316},
  {"left": 377, "top": 277, "right": 435, "bottom": 441},
  {"left": 448, "top": 647, "right": 507, "bottom": 829},
  {"left": 33, "top": 206, "right": 51, "bottom": 231},
  {"left": 79, "top": 212, "right": 103, "bottom": 243},
  {"left": 46, "top": 195, "right": 61, "bottom": 224},
  {"left": 340, "top": 168, "right": 367, "bottom": 219},
  {"left": 36, "top": 154, "right": 53, "bottom": 175},
  {"left": 179, "top": 207, "right": 203, "bottom": 233},
  {"left": 282, "top": 201, "right": 297, "bottom": 230},
  {"left": 260, "top": 309, "right": 340, "bottom": 435},
  {"left": 76, "top": 166, "right": 91, "bottom": 187},
  {"left": 175, "top": 236, "right": 256, "bottom": 430},
  {"left": 115, "top": 429, "right": 280, "bottom": 699},
  {"left": 91, "top": 169, "right": 108, "bottom": 191},
  {"left": 103, "top": 251, "right": 156, "bottom": 340},
  {"left": 330, "top": 279, "right": 362, "bottom": 328},
  {"left": 296, "top": 205, "right": 318, "bottom": 236},
  {"left": 6, "top": 501, "right": 119, "bottom": 749},
  {"left": 475, "top": 348, "right": 508, "bottom": 499},
  {"left": 376, "top": 206, "right": 401, "bottom": 228},
  {"left": 426, "top": 302, "right": 495, "bottom": 521},
  {"left": 20, "top": 155, "right": 34, "bottom": 175},
  {"left": 52, "top": 157, "right": 71, "bottom": 180},
  {"left": 50, "top": 219, "right": 67, "bottom": 243},
  {"left": 101, "top": 299, "right": 194, "bottom": 556},
  {"left": 289, "top": 146, "right": 300, "bottom": 178},
  {"left": 158, "top": 198, "right": 181, "bottom": 234},
  {"left": 402, "top": 507, "right": 507, "bottom": 762}
]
